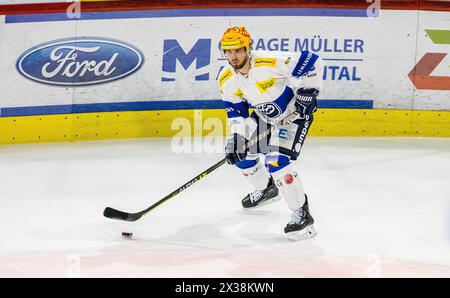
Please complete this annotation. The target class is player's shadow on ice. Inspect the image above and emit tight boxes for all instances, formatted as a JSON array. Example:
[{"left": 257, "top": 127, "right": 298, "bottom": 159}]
[{"left": 146, "top": 209, "right": 290, "bottom": 249}]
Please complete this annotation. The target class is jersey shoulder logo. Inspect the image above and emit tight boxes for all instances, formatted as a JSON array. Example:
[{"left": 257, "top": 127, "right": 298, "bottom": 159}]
[
  {"left": 219, "top": 69, "right": 233, "bottom": 92},
  {"left": 254, "top": 58, "right": 277, "bottom": 68},
  {"left": 255, "top": 78, "right": 277, "bottom": 93},
  {"left": 254, "top": 102, "right": 282, "bottom": 118}
]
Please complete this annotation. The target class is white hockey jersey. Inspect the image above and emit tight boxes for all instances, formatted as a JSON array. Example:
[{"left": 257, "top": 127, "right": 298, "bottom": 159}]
[{"left": 219, "top": 50, "right": 323, "bottom": 136}]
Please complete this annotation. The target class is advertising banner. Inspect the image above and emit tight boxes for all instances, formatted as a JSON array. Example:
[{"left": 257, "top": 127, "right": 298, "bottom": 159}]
[{"left": 0, "top": 8, "right": 449, "bottom": 118}]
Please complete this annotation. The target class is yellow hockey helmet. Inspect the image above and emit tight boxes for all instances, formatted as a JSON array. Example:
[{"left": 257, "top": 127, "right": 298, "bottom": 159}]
[{"left": 220, "top": 26, "right": 251, "bottom": 52}]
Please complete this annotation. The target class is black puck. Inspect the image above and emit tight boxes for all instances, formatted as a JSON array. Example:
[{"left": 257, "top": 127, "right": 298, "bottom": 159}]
[{"left": 122, "top": 232, "right": 133, "bottom": 238}]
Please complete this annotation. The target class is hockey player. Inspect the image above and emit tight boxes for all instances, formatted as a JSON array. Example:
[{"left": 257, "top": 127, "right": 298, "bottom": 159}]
[{"left": 218, "top": 26, "right": 323, "bottom": 241}]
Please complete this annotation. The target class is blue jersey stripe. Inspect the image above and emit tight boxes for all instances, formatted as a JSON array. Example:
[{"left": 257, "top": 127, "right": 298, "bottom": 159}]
[
  {"left": 224, "top": 100, "right": 250, "bottom": 119},
  {"left": 273, "top": 86, "right": 295, "bottom": 113},
  {"left": 291, "top": 51, "right": 319, "bottom": 78},
  {"left": 236, "top": 159, "right": 258, "bottom": 169},
  {"left": 292, "top": 51, "right": 308, "bottom": 77},
  {"left": 303, "top": 54, "right": 319, "bottom": 74}
]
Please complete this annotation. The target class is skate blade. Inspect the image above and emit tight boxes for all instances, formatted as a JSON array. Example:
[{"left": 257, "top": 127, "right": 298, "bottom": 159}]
[
  {"left": 243, "top": 196, "right": 281, "bottom": 210},
  {"left": 286, "top": 225, "right": 317, "bottom": 242}
]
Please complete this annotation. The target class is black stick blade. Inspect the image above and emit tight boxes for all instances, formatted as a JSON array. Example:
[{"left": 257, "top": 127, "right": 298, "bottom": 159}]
[{"left": 103, "top": 207, "right": 141, "bottom": 222}]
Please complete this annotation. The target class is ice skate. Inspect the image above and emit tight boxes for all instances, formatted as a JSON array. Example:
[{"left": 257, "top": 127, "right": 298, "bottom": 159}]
[
  {"left": 242, "top": 176, "right": 280, "bottom": 209},
  {"left": 284, "top": 195, "right": 317, "bottom": 241}
]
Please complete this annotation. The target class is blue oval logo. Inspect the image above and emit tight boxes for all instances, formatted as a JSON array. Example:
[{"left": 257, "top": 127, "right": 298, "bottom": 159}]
[
  {"left": 16, "top": 37, "right": 144, "bottom": 86},
  {"left": 255, "top": 102, "right": 282, "bottom": 118}
]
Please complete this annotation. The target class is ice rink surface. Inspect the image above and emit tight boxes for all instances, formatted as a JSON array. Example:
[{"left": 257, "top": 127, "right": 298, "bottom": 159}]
[{"left": 0, "top": 137, "right": 449, "bottom": 277}]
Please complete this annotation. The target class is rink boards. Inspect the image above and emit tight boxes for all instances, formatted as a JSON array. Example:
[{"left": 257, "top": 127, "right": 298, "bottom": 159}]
[
  {"left": 0, "top": 6, "right": 449, "bottom": 143},
  {"left": 1, "top": 109, "right": 449, "bottom": 144}
]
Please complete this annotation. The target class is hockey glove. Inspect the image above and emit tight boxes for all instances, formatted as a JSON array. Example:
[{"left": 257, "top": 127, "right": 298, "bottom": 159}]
[
  {"left": 294, "top": 88, "right": 319, "bottom": 118},
  {"left": 225, "top": 133, "right": 248, "bottom": 165}
]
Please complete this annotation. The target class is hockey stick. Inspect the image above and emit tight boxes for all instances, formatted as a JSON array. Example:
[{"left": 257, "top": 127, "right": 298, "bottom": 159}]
[{"left": 103, "top": 111, "right": 302, "bottom": 222}]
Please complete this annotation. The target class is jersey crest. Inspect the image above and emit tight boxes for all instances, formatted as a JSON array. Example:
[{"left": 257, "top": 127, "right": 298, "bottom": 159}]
[{"left": 254, "top": 102, "right": 282, "bottom": 118}]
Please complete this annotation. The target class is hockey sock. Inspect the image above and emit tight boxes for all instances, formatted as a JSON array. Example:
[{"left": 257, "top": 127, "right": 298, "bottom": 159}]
[
  {"left": 271, "top": 164, "right": 305, "bottom": 211},
  {"left": 240, "top": 160, "right": 270, "bottom": 191}
]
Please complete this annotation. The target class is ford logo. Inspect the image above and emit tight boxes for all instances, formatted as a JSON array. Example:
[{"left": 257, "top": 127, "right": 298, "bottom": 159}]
[{"left": 16, "top": 37, "right": 144, "bottom": 86}]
